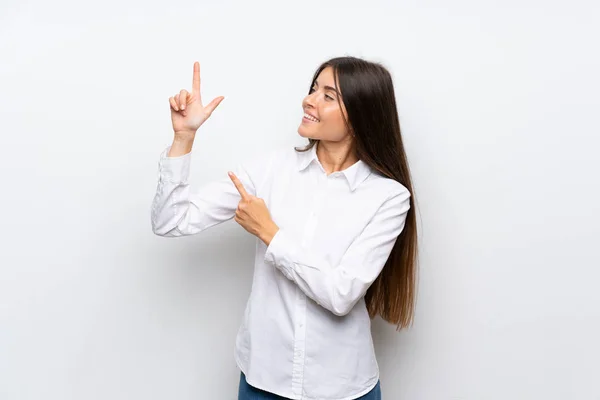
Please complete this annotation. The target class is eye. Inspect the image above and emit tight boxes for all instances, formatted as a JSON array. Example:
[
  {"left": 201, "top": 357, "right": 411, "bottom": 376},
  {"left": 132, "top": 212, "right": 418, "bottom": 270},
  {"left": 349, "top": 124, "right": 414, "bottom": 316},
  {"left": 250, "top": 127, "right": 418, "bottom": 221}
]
[{"left": 309, "top": 87, "right": 335, "bottom": 101}]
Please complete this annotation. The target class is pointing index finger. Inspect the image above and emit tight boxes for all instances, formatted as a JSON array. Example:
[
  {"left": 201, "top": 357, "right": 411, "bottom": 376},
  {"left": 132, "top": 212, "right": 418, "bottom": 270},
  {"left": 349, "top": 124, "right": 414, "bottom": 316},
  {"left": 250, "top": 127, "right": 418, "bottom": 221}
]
[
  {"left": 192, "top": 61, "right": 201, "bottom": 99},
  {"left": 228, "top": 171, "right": 249, "bottom": 200}
]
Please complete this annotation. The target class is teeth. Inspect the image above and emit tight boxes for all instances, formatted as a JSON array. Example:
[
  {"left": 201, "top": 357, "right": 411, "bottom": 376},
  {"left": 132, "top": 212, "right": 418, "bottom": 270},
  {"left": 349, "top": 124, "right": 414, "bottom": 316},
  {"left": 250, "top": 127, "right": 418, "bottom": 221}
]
[{"left": 304, "top": 113, "right": 319, "bottom": 122}]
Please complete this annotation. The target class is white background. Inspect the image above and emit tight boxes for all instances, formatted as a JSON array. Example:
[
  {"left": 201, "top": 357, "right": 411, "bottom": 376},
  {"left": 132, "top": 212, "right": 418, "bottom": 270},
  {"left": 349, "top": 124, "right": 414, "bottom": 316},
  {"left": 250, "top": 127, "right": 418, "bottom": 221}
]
[{"left": 1, "top": 1, "right": 599, "bottom": 399}]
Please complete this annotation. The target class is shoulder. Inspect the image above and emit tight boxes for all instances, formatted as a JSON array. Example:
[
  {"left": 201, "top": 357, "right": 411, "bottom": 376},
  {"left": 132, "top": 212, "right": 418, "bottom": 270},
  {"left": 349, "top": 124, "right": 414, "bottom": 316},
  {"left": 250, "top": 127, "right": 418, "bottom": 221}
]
[
  {"left": 366, "top": 169, "right": 410, "bottom": 197},
  {"left": 364, "top": 171, "right": 412, "bottom": 212}
]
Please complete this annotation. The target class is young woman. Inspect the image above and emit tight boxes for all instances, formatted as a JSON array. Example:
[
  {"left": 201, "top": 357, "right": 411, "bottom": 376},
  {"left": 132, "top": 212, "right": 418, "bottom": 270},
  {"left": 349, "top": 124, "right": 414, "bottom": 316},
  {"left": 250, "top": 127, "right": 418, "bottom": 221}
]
[{"left": 151, "top": 56, "right": 418, "bottom": 400}]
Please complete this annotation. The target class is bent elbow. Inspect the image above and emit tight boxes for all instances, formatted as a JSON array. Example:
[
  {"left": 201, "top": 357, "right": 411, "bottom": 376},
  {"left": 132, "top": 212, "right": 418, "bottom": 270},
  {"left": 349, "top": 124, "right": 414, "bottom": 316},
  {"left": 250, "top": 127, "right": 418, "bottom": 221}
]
[
  {"left": 326, "top": 283, "right": 367, "bottom": 316},
  {"left": 328, "top": 300, "right": 355, "bottom": 317},
  {"left": 330, "top": 307, "right": 351, "bottom": 317},
  {"left": 151, "top": 223, "right": 171, "bottom": 237},
  {"left": 150, "top": 207, "right": 186, "bottom": 237},
  {"left": 150, "top": 217, "right": 180, "bottom": 237}
]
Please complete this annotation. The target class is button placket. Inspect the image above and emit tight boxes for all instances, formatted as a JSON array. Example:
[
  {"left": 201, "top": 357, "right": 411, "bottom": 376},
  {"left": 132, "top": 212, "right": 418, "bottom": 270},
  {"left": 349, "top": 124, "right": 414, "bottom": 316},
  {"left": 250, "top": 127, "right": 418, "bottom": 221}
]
[{"left": 291, "top": 287, "right": 307, "bottom": 396}]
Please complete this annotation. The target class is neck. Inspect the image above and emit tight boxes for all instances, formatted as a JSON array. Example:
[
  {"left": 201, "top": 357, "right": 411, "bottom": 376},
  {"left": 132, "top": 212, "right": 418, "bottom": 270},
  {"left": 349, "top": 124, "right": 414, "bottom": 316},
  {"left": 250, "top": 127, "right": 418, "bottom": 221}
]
[{"left": 316, "top": 138, "right": 358, "bottom": 175}]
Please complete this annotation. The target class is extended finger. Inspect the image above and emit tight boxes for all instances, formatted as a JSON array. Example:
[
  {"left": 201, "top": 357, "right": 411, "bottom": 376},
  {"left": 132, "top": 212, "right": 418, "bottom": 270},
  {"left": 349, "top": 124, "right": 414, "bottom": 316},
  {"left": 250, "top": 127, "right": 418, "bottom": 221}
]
[
  {"left": 192, "top": 62, "right": 201, "bottom": 101},
  {"left": 228, "top": 171, "right": 249, "bottom": 200},
  {"left": 205, "top": 96, "right": 225, "bottom": 116}
]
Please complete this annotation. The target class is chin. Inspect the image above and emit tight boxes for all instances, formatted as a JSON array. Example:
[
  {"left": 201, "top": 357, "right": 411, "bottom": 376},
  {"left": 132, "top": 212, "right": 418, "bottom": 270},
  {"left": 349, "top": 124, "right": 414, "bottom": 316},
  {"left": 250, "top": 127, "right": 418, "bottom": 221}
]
[
  {"left": 297, "top": 125, "right": 310, "bottom": 138},
  {"left": 298, "top": 125, "right": 318, "bottom": 140}
]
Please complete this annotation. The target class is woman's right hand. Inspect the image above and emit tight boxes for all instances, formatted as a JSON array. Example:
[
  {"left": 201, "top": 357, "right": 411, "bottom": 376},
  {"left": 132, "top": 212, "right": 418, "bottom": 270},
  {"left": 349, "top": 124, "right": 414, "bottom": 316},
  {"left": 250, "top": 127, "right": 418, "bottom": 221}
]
[{"left": 169, "top": 61, "right": 224, "bottom": 140}]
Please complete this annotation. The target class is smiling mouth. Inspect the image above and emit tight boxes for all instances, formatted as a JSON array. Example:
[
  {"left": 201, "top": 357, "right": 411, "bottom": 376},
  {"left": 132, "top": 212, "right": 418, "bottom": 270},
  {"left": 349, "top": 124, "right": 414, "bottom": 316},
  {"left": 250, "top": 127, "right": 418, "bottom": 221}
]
[{"left": 303, "top": 112, "right": 320, "bottom": 122}]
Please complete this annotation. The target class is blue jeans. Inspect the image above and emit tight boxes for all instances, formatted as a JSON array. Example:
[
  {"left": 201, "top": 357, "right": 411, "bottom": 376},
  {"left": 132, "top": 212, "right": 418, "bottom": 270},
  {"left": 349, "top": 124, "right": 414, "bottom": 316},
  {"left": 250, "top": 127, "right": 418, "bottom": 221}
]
[{"left": 238, "top": 372, "right": 382, "bottom": 400}]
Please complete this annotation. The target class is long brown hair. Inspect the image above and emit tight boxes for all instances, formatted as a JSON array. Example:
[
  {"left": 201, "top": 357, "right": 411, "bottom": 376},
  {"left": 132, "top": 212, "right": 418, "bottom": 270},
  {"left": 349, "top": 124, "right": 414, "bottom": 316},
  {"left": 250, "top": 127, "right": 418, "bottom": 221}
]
[{"left": 296, "top": 56, "right": 418, "bottom": 330}]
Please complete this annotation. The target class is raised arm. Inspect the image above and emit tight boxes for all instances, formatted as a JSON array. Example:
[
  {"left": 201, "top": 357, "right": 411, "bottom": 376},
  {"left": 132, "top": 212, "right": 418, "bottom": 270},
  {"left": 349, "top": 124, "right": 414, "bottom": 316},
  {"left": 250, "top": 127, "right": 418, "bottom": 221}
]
[
  {"left": 151, "top": 61, "right": 248, "bottom": 237},
  {"left": 150, "top": 148, "right": 258, "bottom": 237}
]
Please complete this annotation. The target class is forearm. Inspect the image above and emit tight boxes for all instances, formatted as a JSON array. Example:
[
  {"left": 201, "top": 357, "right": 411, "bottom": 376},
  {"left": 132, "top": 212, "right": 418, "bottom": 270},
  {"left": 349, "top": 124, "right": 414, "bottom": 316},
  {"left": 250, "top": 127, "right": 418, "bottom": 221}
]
[
  {"left": 258, "top": 222, "right": 280, "bottom": 246},
  {"left": 168, "top": 135, "right": 195, "bottom": 157},
  {"left": 265, "top": 229, "right": 371, "bottom": 316},
  {"left": 152, "top": 141, "right": 248, "bottom": 237}
]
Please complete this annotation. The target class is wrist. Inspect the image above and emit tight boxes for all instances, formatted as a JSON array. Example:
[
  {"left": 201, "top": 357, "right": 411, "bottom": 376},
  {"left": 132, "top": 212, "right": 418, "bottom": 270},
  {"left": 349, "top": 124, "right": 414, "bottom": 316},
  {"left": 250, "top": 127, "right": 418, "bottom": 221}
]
[
  {"left": 260, "top": 222, "right": 279, "bottom": 246},
  {"left": 169, "top": 136, "right": 195, "bottom": 157},
  {"left": 174, "top": 128, "right": 197, "bottom": 138}
]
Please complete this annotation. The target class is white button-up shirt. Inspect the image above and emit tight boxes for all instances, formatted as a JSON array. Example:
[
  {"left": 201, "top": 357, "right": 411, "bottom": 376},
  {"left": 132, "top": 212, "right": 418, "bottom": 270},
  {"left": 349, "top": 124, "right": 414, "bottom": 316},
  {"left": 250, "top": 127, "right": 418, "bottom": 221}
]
[{"left": 151, "top": 142, "right": 411, "bottom": 400}]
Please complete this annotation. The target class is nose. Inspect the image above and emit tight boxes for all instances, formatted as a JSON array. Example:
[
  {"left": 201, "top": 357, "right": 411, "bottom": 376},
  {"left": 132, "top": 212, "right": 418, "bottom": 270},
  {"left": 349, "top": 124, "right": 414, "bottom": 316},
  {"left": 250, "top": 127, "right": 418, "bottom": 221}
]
[{"left": 303, "top": 91, "right": 317, "bottom": 109}]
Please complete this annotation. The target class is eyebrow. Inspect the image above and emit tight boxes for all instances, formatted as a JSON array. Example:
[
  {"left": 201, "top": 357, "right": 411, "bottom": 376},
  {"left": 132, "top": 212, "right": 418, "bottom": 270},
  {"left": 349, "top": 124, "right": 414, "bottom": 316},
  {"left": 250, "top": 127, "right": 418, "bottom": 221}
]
[{"left": 313, "top": 80, "right": 340, "bottom": 96}]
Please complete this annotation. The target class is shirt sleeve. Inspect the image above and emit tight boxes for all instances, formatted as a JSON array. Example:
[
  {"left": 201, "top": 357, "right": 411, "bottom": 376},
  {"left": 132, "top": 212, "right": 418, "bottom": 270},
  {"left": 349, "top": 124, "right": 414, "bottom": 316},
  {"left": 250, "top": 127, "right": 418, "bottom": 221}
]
[
  {"left": 264, "top": 187, "right": 411, "bottom": 316},
  {"left": 150, "top": 146, "right": 269, "bottom": 237}
]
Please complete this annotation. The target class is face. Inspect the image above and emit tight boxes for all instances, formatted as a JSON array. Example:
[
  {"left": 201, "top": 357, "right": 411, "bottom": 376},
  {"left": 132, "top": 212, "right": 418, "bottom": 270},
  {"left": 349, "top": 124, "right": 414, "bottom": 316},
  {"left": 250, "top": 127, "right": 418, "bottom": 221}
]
[{"left": 298, "top": 66, "right": 351, "bottom": 142}]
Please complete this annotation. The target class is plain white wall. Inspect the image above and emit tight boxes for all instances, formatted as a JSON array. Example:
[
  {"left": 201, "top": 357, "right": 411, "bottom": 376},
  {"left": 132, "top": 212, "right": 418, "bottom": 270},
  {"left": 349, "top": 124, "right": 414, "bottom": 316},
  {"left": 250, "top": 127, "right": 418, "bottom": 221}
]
[{"left": 1, "top": 0, "right": 599, "bottom": 399}]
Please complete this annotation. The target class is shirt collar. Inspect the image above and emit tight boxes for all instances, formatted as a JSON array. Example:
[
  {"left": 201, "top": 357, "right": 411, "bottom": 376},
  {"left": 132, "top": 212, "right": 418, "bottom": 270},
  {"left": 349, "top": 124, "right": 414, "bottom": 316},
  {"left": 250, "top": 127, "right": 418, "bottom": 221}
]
[{"left": 296, "top": 143, "right": 372, "bottom": 192}]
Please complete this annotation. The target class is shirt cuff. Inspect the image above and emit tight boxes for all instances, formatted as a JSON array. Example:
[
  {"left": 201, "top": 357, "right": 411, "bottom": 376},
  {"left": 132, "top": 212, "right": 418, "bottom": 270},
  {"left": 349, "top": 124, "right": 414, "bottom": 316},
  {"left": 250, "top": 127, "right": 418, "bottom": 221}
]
[
  {"left": 158, "top": 146, "right": 192, "bottom": 183},
  {"left": 264, "top": 228, "right": 297, "bottom": 279}
]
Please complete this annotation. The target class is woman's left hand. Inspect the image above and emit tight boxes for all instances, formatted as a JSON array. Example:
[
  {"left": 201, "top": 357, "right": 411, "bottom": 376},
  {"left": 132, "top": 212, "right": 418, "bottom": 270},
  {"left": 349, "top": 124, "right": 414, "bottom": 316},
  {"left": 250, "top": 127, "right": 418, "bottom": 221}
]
[{"left": 228, "top": 171, "right": 279, "bottom": 246}]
